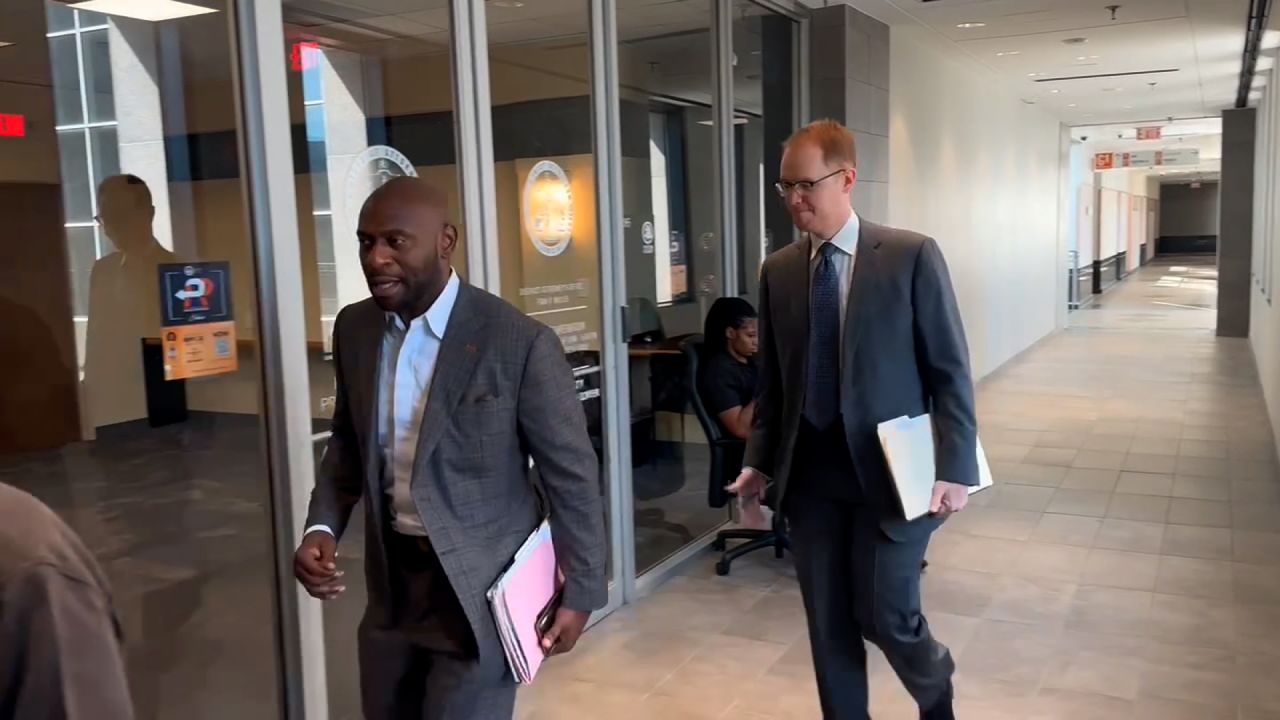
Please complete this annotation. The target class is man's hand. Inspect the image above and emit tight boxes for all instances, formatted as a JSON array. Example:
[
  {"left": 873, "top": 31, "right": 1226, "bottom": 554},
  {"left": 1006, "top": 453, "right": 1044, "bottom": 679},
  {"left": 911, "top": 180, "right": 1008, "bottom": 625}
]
[
  {"left": 540, "top": 607, "right": 589, "bottom": 656},
  {"left": 929, "top": 481, "right": 970, "bottom": 516},
  {"left": 294, "top": 531, "right": 345, "bottom": 600},
  {"left": 727, "top": 467, "right": 768, "bottom": 503}
]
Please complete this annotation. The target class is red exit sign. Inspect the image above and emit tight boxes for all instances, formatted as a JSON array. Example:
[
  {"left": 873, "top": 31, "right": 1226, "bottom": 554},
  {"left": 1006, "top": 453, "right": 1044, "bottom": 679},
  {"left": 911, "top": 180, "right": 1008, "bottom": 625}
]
[
  {"left": 0, "top": 113, "right": 25, "bottom": 138},
  {"left": 290, "top": 41, "right": 319, "bottom": 72}
]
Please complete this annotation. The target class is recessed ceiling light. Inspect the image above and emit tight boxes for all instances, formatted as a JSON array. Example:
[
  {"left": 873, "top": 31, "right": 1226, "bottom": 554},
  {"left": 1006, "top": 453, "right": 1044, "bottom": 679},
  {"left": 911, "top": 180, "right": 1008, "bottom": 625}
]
[
  {"left": 1076, "top": 56, "right": 1089, "bottom": 61},
  {"left": 1123, "top": 105, "right": 1133, "bottom": 109},
  {"left": 1101, "top": 87, "right": 1122, "bottom": 92},
  {"left": 1050, "top": 89, "right": 1061, "bottom": 94},
  {"left": 956, "top": 22, "right": 987, "bottom": 29},
  {"left": 68, "top": 0, "right": 218, "bottom": 21},
  {"left": 1068, "top": 103, "right": 1078, "bottom": 107},
  {"left": 996, "top": 50, "right": 1021, "bottom": 57},
  {"left": 1028, "top": 72, "right": 1048, "bottom": 77}
]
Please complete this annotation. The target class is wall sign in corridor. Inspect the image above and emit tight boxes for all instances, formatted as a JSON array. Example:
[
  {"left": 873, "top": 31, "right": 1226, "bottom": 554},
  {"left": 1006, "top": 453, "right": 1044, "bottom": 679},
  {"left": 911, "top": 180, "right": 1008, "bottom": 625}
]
[
  {"left": 157, "top": 262, "right": 238, "bottom": 381},
  {"left": 522, "top": 160, "right": 575, "bottom": 257}
]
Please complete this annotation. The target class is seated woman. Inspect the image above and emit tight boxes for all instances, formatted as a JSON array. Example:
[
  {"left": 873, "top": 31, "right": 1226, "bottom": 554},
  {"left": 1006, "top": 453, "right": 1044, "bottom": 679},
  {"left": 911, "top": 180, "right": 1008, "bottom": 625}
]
[
  {"left": 699, "top": 297, "right": 768, "bottom": 529},
  {"left": 700, "top": 297, "right": 758, "bottom": 439}
]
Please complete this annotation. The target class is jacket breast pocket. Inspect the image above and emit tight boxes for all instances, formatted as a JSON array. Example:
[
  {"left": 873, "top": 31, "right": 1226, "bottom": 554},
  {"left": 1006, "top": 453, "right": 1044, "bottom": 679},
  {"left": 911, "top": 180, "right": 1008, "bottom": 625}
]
[
  {"left": 452, "top": 392, "right": 515, "bottom": 440},
  {"left": 440, "top": 389, "right": 518, "bottom": 520}
]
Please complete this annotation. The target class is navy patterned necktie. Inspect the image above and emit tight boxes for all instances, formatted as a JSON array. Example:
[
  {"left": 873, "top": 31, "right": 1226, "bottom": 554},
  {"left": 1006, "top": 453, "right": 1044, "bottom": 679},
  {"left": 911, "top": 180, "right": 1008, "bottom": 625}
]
[{"left": 804, "top": 242, "right": 840, "bottom": 430}]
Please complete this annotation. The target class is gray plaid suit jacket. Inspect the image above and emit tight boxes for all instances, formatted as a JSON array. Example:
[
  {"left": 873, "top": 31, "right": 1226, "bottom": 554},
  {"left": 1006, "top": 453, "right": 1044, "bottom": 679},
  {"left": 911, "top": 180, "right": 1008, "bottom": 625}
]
[{"left": 305, "top": 281, "right": 607, "bottom": 666}]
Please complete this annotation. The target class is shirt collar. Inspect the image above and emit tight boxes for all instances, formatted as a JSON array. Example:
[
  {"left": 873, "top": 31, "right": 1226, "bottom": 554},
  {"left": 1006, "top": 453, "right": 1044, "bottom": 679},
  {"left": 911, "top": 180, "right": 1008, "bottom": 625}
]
[
  {"left": 810, "top": 211, "right": 860, "bottom": 259},
  {"left": 386, "top": 269, "right": 460, "bottom": 338}
]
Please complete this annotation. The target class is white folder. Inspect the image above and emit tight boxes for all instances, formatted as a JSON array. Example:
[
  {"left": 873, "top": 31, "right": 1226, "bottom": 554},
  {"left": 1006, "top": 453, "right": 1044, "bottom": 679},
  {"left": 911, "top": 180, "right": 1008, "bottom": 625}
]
[{"left": 876, "top": 414, "right": 993, "bottom": 521}]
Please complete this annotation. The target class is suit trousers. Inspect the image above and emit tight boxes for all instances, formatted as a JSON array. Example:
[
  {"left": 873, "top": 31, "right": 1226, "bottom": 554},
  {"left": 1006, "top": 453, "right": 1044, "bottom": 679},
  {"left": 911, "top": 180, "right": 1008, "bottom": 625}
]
[
  {"left": 786, "top": 427, "right": 954, "bottom": 718},
  {"left": 358, "top": 533, "right": 517, "bottom": 720}
]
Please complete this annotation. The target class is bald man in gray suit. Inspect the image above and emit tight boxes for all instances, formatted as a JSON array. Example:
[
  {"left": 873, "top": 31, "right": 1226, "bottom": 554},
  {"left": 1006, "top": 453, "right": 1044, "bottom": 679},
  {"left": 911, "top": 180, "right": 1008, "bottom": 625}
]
[{"left": 295, "top": 178, "right": 606, "bottom": 720}]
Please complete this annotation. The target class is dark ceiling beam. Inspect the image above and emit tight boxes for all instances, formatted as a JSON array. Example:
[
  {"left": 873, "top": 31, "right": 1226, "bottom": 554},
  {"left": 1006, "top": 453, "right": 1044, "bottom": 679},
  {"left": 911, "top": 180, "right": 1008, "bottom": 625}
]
[{"left": 1237, "top": 0, "right": 1274, "bottom": 108}]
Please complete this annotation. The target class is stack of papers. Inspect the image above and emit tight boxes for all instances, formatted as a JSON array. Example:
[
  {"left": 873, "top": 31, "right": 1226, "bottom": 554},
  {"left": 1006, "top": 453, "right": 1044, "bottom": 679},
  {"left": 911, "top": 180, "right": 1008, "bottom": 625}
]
[
  {"left": 487, "top": 518, "right": 561, "bottom": 684},
  {"left": 877, "top": 414, "right": 994, "bottom": 521}
]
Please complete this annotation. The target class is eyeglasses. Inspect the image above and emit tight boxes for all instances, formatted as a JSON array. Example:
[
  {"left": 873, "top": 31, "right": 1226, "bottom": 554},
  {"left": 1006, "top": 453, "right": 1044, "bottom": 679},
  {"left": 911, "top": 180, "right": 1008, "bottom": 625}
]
[{"left": 774, "top": 169, "right": 849, "bottom": 197}]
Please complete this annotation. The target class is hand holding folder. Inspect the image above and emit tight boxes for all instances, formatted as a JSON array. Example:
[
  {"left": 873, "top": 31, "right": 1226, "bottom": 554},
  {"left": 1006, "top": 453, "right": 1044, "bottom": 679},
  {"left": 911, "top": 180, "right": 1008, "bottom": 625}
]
[
  {"left": 877, "top": 413, "right": 993, "bottom": 521},
  {"left": 487, "top": 519, "right": 581, "bottom": 684}
]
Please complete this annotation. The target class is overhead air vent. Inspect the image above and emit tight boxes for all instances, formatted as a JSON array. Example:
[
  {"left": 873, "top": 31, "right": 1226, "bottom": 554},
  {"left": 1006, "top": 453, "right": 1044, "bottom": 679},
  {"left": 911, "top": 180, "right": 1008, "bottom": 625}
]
[{"left": 282, "top": 0, "right": 375, "bottom": 28}]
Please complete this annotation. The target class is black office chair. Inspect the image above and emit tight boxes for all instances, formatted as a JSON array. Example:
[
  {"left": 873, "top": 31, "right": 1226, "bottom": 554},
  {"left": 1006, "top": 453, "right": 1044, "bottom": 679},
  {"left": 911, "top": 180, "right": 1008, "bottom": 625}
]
[{"left": 681, "top": 335, "right": 787, "bottom": 576}]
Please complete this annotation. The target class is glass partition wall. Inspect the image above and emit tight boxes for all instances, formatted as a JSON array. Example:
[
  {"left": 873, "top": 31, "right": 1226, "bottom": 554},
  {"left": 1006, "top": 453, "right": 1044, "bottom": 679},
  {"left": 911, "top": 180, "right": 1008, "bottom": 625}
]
[
  {"left": 4, "top": 0, "right": 806, "bottom": 715},
  {"left": 1, "top": 1, "right": 286, "bottom": 717}
]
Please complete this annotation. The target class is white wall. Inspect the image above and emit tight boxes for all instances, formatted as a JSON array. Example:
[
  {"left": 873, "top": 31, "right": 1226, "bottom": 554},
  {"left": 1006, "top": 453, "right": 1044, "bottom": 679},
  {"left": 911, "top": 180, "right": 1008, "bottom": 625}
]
[
  {"left": 888, "top": 24, "right": 1064, "bottom": 379},
  {"left": 1066, "top": 142, "right": 1091, "bottom": 267},
  {"left": 1251, "top": 78, "right": 1280, "bottom": 461},
  {"left": 1100, "top": 168, "right": 1159, "bottom": 197}
]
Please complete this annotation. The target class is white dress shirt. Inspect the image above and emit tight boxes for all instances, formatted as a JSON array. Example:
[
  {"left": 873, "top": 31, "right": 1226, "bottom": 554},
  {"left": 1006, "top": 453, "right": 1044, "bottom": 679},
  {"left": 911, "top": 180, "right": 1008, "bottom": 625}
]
[
  {"left": 810, "top": 210, "right": 860, "bottom": 363},
  {"left": 306, "top": 270, "right": 461, "bottom": 539}
]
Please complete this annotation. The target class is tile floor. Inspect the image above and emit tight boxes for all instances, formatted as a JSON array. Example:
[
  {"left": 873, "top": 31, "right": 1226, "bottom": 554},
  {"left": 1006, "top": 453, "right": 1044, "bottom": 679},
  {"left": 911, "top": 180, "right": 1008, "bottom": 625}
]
[{"left": 517, "top": 256, "right": 1280, "bottom": 720}]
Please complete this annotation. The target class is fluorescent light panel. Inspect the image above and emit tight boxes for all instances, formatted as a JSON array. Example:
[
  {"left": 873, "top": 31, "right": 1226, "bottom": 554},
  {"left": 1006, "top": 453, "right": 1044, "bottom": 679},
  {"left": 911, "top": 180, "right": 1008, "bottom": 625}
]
[{"left": 68, "top": 0, "right": 218, "bottom": 22}]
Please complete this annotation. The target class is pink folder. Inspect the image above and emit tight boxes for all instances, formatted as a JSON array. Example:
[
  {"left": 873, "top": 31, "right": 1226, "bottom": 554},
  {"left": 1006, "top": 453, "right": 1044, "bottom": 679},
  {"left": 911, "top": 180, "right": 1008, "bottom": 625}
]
[{"left": 487, "top": 519, "right": 562, "bottom": 684}]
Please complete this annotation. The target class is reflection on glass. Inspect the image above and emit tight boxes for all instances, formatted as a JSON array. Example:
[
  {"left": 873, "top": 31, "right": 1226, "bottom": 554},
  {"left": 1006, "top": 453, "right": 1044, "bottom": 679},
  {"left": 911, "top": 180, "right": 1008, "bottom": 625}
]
[
  {"left": 733, "top": 1, "right": 798, "bottom": 304},
  {"left": 82, "top": 28, "right": 115, "bottom": 123},
  {"left": 618, "top": 0, "right": 733, "bottom": 574},
  {"left": 0, "top": 1, "right": 283, "bottom": 716},
  {"left": 90, "top": 125, "right": 121, "bottom": 186},
  {"left": 65, "top": 225, "right": 98, "bottom": 316},
  {"left": 485, "top": 0, "right": 612, "bottom": 581},
  {"left": 48, "top": 33, "right": 82, "bottom": 125},
  {"left": 56, "top": 128, "right": 92, "bottom": 222},
  {"left": 45, "top": 1, "right": 74, "bottom": 32},
  {"left": 83, "top": 174, "right": 179, "bottom": 427}
]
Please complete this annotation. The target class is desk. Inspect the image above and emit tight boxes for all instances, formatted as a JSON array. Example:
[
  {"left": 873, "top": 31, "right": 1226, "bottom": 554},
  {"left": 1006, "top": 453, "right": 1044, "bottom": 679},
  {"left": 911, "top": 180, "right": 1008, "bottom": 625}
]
[
  {"left": 627, "top": 339, "right": 689, "bottom": 464},
  {"left": 139, "top": 336, "right": 329, "bottom": 427},
  {"left": 628, "top": 340, "right": 684, "bottom": 359}
]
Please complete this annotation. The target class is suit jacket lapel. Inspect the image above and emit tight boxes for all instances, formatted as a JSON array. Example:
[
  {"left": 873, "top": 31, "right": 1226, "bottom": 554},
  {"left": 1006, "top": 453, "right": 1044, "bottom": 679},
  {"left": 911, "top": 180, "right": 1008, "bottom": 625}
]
[
  {"left": 414, "top": 284, "right": 483, "bottom": 470},
  {"left": 843, "top": 221, "right": 882, "bottom": 380},
  {"left": 790, "top": 236, "right": 813, "bottom": 352}
]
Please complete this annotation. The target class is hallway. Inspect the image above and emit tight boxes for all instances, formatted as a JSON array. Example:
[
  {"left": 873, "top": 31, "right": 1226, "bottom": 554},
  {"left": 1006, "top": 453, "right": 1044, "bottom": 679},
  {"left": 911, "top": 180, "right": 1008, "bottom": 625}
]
[{"left": 516, "top": 256, "right": 1280, "bottom": 720}]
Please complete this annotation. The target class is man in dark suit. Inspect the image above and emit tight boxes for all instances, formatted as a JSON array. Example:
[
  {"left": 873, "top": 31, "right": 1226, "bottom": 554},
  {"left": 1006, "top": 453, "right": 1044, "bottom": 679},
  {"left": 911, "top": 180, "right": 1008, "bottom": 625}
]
[
  {"left": 294, "top": 177, "right": 606, "bottom": 719},
  {"left": 730, "top": 120, "right": 977, "bottom": 720}
]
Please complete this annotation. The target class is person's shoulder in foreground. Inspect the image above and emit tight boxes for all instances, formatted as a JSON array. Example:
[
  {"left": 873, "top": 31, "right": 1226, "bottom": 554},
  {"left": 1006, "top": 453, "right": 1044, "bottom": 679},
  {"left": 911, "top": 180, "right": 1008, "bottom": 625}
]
[{"left": 0, "top": 482, "right": 134, "bottom": 719}]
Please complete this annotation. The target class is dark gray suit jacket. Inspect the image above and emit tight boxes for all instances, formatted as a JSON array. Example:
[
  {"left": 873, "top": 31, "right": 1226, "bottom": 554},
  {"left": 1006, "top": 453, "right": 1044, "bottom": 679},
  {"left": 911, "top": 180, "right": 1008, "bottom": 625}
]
[
  {"left": 745, "top": 219, "right": 978, "bottom": 539},
  {"left": 305, "top": 283, "right": 607, "bottom": 664}
]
